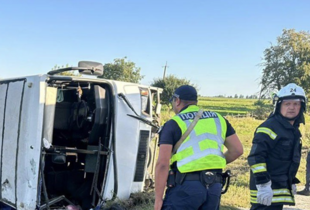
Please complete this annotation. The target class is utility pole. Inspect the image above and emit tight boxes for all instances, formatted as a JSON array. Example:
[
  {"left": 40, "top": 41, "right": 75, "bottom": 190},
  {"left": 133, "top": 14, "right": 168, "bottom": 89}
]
[{"left": 163, "top": 61, "right": 168, "bottom": 80}]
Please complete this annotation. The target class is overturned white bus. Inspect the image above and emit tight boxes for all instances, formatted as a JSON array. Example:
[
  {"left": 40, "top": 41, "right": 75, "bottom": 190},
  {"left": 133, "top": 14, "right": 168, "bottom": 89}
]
[{"left": 0, "top": 61, "right": 162, "bottom": 210}]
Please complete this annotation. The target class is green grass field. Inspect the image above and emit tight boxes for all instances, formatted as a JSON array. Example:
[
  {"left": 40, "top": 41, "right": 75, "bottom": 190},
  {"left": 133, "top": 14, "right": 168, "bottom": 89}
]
[
  {"left": 110, "top": 97, "right": 310, "bottom": 210},
  {"left": 161, "top": 97, "right": 273, "bottom": 118},
  {"left": 198, "top": 97, "right": 259, "bottom": 116}
]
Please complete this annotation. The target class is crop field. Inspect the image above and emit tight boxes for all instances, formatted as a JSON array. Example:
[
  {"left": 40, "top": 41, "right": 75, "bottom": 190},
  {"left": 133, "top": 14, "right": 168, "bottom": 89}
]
[
  {"left": 198, "top": 97, "right": 259, "bottom": 116},
  {"left": 162, "top": 97, "right": 272, "bottom": 118},
  {"left": 108, "top": 97, "right": 310, "bottom": 210}
]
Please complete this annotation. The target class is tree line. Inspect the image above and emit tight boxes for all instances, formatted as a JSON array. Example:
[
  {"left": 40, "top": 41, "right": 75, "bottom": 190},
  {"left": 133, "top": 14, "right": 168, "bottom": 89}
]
[
  {"left": 53, "top": 28, "right": 310, "bottom": 104},
  {"left": 215, "top": 94, "right": 260, "bottom": 99}
]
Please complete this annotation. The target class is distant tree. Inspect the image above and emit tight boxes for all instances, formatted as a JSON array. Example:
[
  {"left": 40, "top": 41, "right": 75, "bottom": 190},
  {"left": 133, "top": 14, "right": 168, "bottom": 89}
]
[
  {"left": 239, "top": 94, "right": 244, "bottom": 99},
  {"left": 99, "top": 57, "right": 144, "bottom": 83},
  {"left": 151, "top": 75, "right": 196, "bottom": 105},
  {"left": 248, "top": 95, "right": 258, "bottom": 99},
  {"left": 260, "top": 29, "right": 310, "bottom": 97},
  {"left": 234, "top": 94, "right": 238, "bottom": 98}
]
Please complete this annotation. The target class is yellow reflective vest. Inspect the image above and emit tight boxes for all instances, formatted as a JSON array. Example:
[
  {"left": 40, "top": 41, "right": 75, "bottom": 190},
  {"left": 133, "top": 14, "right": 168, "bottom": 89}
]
[{"left": 170, "top": 105, "right": 227, "bottom": 173}]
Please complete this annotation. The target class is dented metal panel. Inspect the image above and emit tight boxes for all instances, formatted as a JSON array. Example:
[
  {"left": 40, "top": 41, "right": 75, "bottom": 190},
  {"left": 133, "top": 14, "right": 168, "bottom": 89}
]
[
  {"left": 1, "top": 80, "right": 25, "bottom": 204},
  {"left": 16, "top": 77, "right": 46, "bottom": 209},
  {"left": 0, "top": 76, "right": 46, "bottom": 209},
  {"left": 0, "top": 83, "right": 8, "bottom": 199}
]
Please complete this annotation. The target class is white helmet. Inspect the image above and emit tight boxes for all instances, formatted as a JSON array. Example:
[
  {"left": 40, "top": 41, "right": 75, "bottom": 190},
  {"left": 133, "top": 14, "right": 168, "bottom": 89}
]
[{"left": 274, "top": 83, "right": 307, "bottom": 112}]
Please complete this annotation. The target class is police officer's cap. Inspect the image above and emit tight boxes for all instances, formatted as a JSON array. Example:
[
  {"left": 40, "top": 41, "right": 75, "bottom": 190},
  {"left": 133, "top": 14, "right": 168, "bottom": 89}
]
[{"left": 171, "top": 85, "right": 198, "bottom": 101}]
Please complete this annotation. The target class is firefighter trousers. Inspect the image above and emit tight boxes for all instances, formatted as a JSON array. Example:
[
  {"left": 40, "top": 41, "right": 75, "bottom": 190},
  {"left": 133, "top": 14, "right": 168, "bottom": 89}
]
[{"left": 250, "top": 204, "right": 283, "bottom": 210}]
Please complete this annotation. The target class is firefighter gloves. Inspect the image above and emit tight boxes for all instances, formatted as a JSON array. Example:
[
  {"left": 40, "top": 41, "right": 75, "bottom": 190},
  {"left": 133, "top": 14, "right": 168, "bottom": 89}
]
[{"left": 256, "top": 181, "right": 273, "bottom": 206}]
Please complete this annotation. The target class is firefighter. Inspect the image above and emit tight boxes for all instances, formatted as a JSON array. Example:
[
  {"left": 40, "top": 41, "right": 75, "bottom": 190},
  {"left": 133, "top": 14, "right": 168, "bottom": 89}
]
[
  {"left": 248, "top": 83, "right": 307, "bottom": 210},
  {"left": 154, "top": 85, "right": 243, "bottom": 210}
]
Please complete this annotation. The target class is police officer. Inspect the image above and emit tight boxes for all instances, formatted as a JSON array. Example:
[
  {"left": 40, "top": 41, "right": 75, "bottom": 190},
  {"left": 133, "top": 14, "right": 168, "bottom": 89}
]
[
  {"left": 248, "top": 83, "right": 307, "bottom": 210},
  {"left": 297, "top": 149, "right": 310, "bottom": 196},
  {"left": 154, "top": 85, "right": 243, "bottom": 210}
]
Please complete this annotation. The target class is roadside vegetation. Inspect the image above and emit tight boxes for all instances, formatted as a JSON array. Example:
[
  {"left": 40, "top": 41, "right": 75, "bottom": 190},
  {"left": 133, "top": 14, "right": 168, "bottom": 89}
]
[{"left": 106, "top": 97, "right": 310, "bottom": 210}]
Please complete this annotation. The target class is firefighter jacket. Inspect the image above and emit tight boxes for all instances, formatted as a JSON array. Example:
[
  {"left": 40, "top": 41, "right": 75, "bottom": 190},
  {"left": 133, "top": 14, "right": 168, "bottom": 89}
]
[
  {"left": 170, "top": 105, "right": 227, "bottom": 173},
  {"left": 248, "top": 114, "right": 302, "bottom": 205}
]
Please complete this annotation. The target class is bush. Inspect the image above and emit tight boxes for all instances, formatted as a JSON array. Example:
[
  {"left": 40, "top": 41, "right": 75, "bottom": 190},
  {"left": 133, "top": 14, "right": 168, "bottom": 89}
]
[{"left": 252, "top": 100, "right": 272, "bottom": 120}]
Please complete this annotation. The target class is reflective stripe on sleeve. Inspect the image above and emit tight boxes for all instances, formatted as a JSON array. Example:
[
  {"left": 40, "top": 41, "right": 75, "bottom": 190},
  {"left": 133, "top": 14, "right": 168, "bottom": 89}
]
[
  {"left": 256, "top": 127, "right": 277, "bottom": 140},
  {"left": 250, "top": 163, "right": 267, "bottom": 173}
]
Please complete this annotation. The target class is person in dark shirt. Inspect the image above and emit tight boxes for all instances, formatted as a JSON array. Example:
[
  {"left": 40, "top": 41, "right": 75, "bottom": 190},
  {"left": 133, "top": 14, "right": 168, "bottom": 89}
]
[
  {"left": 154, "top": 85, "right": 243, "bottom": 210},
  {"left": 297, "top": 149, "right": 310, "bottom": 196}
]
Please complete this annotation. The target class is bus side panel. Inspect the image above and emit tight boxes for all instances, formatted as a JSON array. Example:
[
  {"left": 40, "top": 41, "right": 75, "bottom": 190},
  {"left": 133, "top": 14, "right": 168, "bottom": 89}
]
[
  {"left": 1, "top": 81, "right": 25, "bottom": 205},
  {"left": 113, "top": 85, "right": 141, "bottom": 199},
  {"left": 16, "top": 77, "right": 45, "bottom": 209},
  {"left": 0, "top": 84, "right": 8, "bottom": 198}
]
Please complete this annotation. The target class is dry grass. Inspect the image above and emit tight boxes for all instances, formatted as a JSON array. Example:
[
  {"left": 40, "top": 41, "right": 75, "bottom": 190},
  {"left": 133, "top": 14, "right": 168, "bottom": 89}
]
[{"left": 102, "top": 191, "right": 155, "bottom": 210}]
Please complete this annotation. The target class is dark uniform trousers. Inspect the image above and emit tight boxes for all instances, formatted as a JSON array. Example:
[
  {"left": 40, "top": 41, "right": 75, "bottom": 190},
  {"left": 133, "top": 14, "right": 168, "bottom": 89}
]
[
  {"left": 162, "top": 180, "right": 222, "bottom": 210},
  {"left": 306, "top": 150, "right": 310, "bottom": 189},
  {"left": 162, "top": 169, "right": 223, "bottom": 210}
]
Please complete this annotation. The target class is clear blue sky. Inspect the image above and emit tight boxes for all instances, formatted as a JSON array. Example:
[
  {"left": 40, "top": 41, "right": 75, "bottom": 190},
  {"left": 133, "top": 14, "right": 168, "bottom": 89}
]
[{"left": 1, "top": 0, "right": 310, "bottom": 96}]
